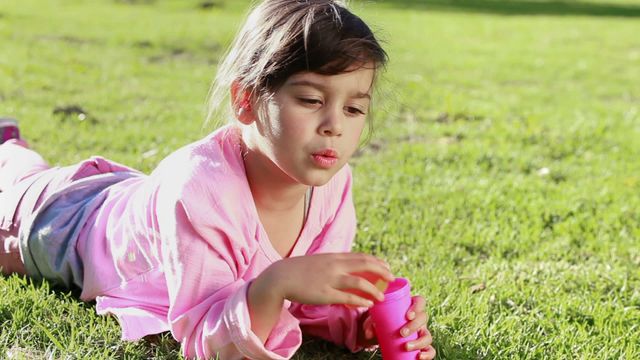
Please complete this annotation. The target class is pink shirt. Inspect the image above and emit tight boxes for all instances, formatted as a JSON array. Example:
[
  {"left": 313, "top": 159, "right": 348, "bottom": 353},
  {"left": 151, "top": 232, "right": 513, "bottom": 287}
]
[{"left": 74, "top": 125, "right": 366, "bottom": 359}]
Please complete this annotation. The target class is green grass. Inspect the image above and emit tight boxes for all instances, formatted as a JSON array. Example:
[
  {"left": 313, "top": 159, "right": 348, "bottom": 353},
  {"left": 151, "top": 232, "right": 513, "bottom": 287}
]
[{"left": 1, "top": 0, "right": 639, "bottom": 358}]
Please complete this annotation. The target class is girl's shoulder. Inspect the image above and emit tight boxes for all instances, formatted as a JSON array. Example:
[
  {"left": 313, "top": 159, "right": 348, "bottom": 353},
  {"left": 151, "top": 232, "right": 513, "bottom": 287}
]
[
  {"left": 152, "top": 125, "right": 242, "bottom": 177},
  {"left": 150, "top": 125, "right": 249, "bottom": 205},
  {"left": 151, "top": 125, "right": 259, "bottom": 258}
]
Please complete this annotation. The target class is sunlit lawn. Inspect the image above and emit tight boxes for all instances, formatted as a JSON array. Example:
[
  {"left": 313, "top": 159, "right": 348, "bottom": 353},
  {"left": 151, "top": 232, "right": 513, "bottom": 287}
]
[{"left": 1, "top": 0, "right": 639, "bottom": 358}]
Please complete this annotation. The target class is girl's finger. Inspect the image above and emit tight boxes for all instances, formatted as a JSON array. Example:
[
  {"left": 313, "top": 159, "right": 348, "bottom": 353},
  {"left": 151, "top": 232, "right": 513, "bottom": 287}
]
[
  {"left": 419, "top": 345, "right": 436, "bottom": 360},
  {"left": 405, "top": 326, "right": 432, "bottom": 351},
  {"left": 365, "top": 318, "right": 377, "bottom": 340},
  {"left": 343, "top": 254, "right": 395, "bottom": 282},
  {"left": 419, "top": 327, "right": 432, "bottom": 339},
  {"left": 362, "top": 315, "right": 375, "bottom": 339},
  {"left": 338, "top": 274, "right": 386, "bottom": 302},
  {"left": 401, "top": 312, "right": 427, "bottom": 337},
  {"left": 365, "top": 327, "right": 376, "bottom": 340},
  {"left": 363, "top": 314, "right": 372, "bottom": 328},
  {"left": 349, "top": 252, "right": 391, "bottom": 269},
  {"left": 407, "top": 295, "right": 427, "bottom": 320},
  {"left": 330, "top": 288, "right": 374, "bottom": 308}
]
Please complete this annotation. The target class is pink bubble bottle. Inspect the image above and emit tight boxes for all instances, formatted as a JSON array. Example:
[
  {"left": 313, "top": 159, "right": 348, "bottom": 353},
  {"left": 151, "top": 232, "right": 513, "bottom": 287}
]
[{"left": 370, "top": 277, "right": 420, "bottom": 359}]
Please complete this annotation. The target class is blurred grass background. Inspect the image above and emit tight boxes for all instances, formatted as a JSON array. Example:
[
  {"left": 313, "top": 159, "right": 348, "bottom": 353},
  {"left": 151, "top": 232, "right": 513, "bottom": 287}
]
[{"left": 1, "top": 0, "right": 639, "bottom": 358}]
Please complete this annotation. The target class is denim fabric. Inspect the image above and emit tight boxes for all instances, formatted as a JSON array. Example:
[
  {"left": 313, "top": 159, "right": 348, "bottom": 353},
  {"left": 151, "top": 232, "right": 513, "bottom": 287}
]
[{"left": 19, "top": 171, "right": 137, "bottom": 289}]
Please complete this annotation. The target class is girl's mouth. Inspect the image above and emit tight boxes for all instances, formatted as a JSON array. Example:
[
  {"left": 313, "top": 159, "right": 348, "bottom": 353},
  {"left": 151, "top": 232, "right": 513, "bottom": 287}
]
[{"left": 311, "top": 149, "right": 338, "bottom": 169}]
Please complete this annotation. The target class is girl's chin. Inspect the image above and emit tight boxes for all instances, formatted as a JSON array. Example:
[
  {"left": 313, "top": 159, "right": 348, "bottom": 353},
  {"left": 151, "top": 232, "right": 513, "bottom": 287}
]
[{"left": 297, "top": 168, "right": 341, "bottom": 187}]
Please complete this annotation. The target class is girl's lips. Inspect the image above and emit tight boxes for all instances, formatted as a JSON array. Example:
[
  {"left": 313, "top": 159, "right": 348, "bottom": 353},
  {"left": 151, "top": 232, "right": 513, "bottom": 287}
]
[
  {"left": 311, "top": 149, "right": 338, "bottom": 169},
  {"left": 313, "top": 149, "right": 337, "bottom": 157}
]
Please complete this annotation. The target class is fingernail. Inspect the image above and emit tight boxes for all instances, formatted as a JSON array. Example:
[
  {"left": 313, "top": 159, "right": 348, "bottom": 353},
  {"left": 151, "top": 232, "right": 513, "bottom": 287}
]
[
  {"left": 408, "top": 311, "right": 415, "bottom": 320},
  {"left": 406, "top": 342, "right": 414, "bottom": 350},
  {"left": 401, "top": 328, "right": 409, "bottom": 337}
]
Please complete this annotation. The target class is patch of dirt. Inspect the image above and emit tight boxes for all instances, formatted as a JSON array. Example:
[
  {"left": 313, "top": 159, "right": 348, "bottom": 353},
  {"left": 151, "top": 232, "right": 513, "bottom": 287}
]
[
  {"left": 146, "top": 43, "right": 222, "bottom": 64},
  {"left": 38, "top": 35, "right": 98, "bottom": 45},
  {"left": 52, "top": 105, "right": 98, "bottom": 124},
  {"left": 396, "top": 108, "right": 423, "bottom": 125},
  {"left": 458, "top": 242, "right": 489, "bottom": 259},
  {"left": 147, "top": 48, "right": 189, "bottom": 63},
  {"left": 203, "top": 42, "right": 221, "bottom": 53},
  {"left": 5, "top": 346, "right": 48, "bottom": 359},
  {"left": 436, "top": 133, "right": 464, "bottom": 145},
  {"left": 470, "top": 283, "right": 486, "bottom": 294},
  {"left": 435, "top": 112, "right": 485, "bottom": 123},
  {"left": 115, "top": 0, "right": 156, "bottom": 4},
  {"left": 352, "top": 132, "right": 462, "bottom": 158},
  {"left": 133, "top": 40, "right": 154, "bottom": 48},
  {"left": 500, "top": 80, "right": 537, "bottom": 87},
  {"left": 198, "top": 1, "right": 223, "bottom": 10},
  {"left": 399, "top": 133, "right": 462, "bottom": 146},
  {"left": 400, "top": 134, "right": 427, "bottom": 143}
]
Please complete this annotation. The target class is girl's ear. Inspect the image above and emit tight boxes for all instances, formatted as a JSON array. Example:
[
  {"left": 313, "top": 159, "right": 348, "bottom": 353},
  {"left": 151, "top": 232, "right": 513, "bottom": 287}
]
[{"left": 230, "top": 81, "right": 257, "bottom": 125}]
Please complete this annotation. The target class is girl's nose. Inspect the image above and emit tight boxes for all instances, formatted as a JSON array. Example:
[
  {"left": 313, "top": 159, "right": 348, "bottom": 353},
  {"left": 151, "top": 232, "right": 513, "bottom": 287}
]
[{"left": 318, "top": 109, "right": 343, "bottom": 136}]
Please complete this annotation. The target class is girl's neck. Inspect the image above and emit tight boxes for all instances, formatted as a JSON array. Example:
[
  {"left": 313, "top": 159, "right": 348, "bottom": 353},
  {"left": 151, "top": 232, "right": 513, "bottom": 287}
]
[{"left": 242, "top": 146, "right": 308, "bottom": 213}]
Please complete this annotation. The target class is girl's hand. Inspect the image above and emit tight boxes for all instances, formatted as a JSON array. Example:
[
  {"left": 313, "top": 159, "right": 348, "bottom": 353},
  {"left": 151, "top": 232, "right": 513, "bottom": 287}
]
[
  {"left": 357, "top": 311, "right": 378, "bottom": 348},
  {"left": 401, "top": 295, "right": 436, "bottom": 359},
  {"left": 266, "top": 253, "right": 395, "bottom": 308},
  {"left": 358, "top": 296, "right": 436, "bottom": 359}
]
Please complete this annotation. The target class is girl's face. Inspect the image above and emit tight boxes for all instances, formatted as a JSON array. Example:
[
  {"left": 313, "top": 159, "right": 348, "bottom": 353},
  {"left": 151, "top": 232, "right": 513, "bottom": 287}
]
[{"left": 247, "top": 64, "right": 375, "bottom": 187}]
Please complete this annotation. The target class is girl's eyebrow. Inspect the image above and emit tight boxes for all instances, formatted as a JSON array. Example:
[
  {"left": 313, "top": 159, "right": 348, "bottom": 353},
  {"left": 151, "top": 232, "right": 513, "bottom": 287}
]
[{"left": 288, "top": 79, "right": 371, "bottom": 99}]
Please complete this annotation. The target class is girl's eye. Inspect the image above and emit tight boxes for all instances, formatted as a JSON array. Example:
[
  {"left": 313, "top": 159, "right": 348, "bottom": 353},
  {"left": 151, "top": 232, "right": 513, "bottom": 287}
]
[
  {"left": 346, "top": 106, "right": 366, "bottom": 115},
  {"left": 299, "top": 98, "right": 322, "bottom": 105}
]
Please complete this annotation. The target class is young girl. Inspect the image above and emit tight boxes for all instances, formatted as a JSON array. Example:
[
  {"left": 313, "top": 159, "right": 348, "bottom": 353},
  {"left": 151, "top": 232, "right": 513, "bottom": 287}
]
[{"left": 0, "top": 1, "right": 435, "bottom": 359}]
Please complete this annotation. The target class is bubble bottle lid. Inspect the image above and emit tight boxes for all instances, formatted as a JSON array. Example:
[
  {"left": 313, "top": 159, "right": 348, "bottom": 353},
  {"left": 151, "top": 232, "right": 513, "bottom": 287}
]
[{"left": 377, "top": 277, "right": 411, "bottom": 304}]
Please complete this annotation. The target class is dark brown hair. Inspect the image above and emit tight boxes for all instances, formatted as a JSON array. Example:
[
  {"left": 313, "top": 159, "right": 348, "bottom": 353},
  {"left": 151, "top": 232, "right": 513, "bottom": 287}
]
[{"left": 206, "top": 0, "right": 388, "bottom": 126}]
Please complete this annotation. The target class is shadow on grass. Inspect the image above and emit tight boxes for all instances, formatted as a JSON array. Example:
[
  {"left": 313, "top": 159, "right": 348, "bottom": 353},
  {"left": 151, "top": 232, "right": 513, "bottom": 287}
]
[
  {"left": 2, "top": 276, "right": 493, "bottom": 359},
  {"left": 0, "top": 275, "right": 181, "bottom": 358},
  {"left": 381, "top": 0, "right": 640, "bottom": 18},
  {"left": 296, "top": 331, "right": 495, "bottom": 360},
  {"left": 294, "top": 336, "right": 382, "bottom": 359}
]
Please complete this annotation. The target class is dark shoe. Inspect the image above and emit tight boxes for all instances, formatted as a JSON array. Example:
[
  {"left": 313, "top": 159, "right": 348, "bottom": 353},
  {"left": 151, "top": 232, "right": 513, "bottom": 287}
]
[{"left": 0, "top": 118, "right": 21, "bottom": 144}]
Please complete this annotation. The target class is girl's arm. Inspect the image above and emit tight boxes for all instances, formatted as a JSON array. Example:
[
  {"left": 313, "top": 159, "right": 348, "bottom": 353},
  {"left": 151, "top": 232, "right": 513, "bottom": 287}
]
[
  {"left": 248, "top": 252, "right": 393, "bottom": 344},
  {"left": 157, "top": 181, "right": 301, "bottom": 359},
  {"left": 247, "top": 264, "right": 286, "bottom": 343}
]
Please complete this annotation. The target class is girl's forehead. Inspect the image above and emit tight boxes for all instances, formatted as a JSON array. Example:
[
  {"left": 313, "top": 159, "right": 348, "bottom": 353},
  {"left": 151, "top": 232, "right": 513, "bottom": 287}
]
[{"left": 285, "top": 66, "right": 375, "bottom": 93}]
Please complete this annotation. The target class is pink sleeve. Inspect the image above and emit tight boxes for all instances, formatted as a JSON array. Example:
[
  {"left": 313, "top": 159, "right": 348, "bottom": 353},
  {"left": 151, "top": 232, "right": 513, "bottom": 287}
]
[
  {"left": 290, "top": 303, "right": 368, "bottom": 353},
  {"left": 290, "top": 165, "right": 368, "bottom": 352},
  {"left": 157, "top": 187, "right": 301, "bottom": 359}
]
